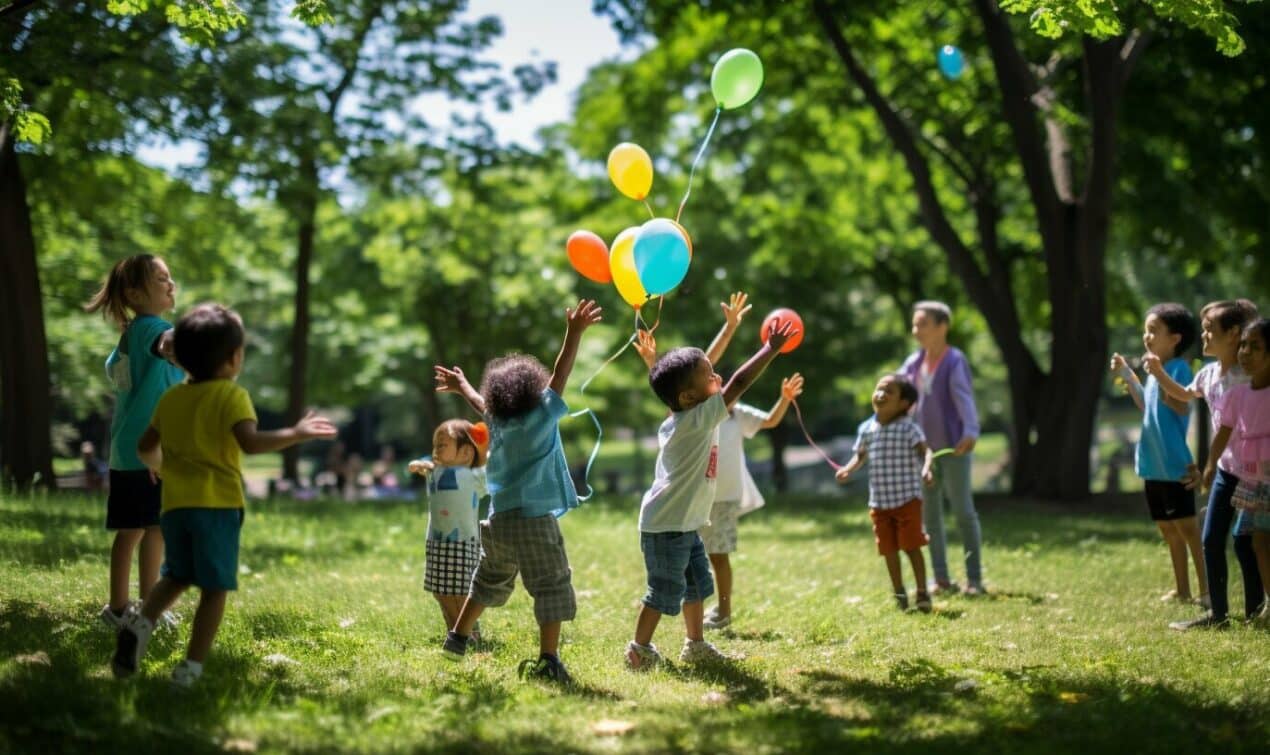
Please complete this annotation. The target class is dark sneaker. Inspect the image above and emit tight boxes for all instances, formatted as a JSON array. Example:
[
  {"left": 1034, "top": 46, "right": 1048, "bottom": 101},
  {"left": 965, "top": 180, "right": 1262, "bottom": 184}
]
[
  {"left": 518, "top": 654, "right": 573, "bottom": 685},
  {"left": 894, "top": 592, "right": 909, "bottom": 611},
  {"left": 914, "top": 592, "right": 933, "bottom": 613},
  {"left": 442, "top": 630, "right": 469, "bottom": 661},
  {"left": 111, "top": 610, "right": 154, "bottom": 679},
  {"left": 1169, "top": 612, "right": 1229, "bottom": 631}
]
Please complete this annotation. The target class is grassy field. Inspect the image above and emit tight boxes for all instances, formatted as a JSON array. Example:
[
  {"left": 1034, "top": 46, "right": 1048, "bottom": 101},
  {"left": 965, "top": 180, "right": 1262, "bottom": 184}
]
[{"left": 2, "top": 491, "right": 1267, "bottom": 754}]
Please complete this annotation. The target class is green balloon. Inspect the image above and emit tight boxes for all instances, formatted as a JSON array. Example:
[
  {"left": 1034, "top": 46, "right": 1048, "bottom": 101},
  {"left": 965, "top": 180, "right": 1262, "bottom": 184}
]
[{"left": 710, "top": 48, "right": 763, "bottom": 110}]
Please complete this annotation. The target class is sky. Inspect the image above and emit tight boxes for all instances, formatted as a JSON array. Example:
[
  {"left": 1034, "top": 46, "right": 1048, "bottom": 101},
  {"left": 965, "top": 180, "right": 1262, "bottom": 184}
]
[{"left": 135, "top": 0, "right": 630, "bottom": 172}]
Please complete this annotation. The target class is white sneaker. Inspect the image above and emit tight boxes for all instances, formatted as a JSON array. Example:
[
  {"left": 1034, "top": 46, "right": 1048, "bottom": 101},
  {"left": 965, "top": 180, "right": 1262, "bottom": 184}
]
[
  {"left": 703, "top": 608, "right": 732, "bottom": 630},
  {"left": 98, "top": 603, "right": 135, "bottom": 631},
  {"left": 170, "top": 659, "right": 203, "bottom": 689},
  {"left": 1253, "top": 603, "right": 1270, "bottom": 628},
  {"left": 625, "top": 641, "right": 662, "bottom": 671},
  {"left": 680, "top": 639, "right": 728, "bottom": 664},
  {"left": 156, "top": 610, "right": 181, "bottom": 631},
  {"left": 111, "top": 609, "right": 155, "bottom": 678}
]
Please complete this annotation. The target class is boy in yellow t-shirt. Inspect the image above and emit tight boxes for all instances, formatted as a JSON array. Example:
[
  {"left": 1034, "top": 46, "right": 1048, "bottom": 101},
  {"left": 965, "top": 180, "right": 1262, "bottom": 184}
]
[{"left": 111, "top": 303, "right": 335, "bottom": 687}]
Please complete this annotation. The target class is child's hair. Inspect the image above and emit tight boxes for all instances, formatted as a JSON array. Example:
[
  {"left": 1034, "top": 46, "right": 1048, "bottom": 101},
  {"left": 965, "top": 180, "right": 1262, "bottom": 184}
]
[
  {"left": 434, "top": 419, "right": 489, "bottom": 467},
  {"left": 887, "top": 373, "right": 919, "bottom": 406},
  {"left": 174, "top": 303, "right": 244, "bottom": 381},
  {"left": 480, "top": 354, "right": 550, "bottom": 420},
  {"left": 1243, "top": 318, "right": 1270, "bottom": 348},
  {"left": 913, "top": 300, "right": 952, "bottom": 326},
  {"left": 1147, "top": 302, "right": 1197, "bottom": 357},
  {"left": 650, "top": 346, "right": 706, "bottom": 411},
  {"left": 84, "top": 254, "right": 160, "bottom": 330},
  {"left": 1200, "top": 299, "right": 1259, "bottom": 333}
]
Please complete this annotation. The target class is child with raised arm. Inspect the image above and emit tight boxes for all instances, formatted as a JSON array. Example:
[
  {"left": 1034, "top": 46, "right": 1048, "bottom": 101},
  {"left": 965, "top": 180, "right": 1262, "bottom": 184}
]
[
  {"left": 1203, "top": 317, "right": 1270, "bottom": 626},
  {"left": 407, "top": 419, "right": 490, "bottom": 640},
  {"left": 112, "top": 304, "right": 336, "bottom": 687},
  {"left": 835, "top": 374, "right": 935, "bottom": 612},
  {"left": 85, "top": 254, "right": 184, "bottom": 630},
  {"left": 434, "top": 299, "right": 602, "bottom": 684},
  {"left": 1143, "top": 300, "right": 1261, "bottom": 630},
  {"left": 634, "top": 294, "right": 805, "bottom": 631},
  {"left": 1111, "top": 302, "right": 1208, "bottom": 606},
  {"left": 625, "top": 318, "right": 797, "bottom": 671}
]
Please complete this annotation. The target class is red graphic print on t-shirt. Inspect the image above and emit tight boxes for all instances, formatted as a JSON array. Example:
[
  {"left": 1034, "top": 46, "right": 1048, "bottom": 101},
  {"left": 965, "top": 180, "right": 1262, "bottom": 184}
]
[{"left": 706, "top": 444, "right": 718, "bottom": 479}]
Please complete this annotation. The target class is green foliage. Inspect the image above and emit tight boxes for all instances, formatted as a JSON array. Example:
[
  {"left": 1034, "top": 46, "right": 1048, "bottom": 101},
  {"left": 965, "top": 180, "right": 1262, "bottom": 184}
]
[
  {"left": 0, "top": 77, "right": 51, "bottom": 144},
  {"left": 2, "top": 492, "right": 1268, "bottom": 751},
  {"left": 1001, "top": 0, "right": 1250, "bottom": 55}
]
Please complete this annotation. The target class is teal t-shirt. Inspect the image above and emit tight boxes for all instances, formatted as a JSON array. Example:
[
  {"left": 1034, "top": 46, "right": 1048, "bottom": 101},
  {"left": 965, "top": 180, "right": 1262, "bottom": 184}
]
[
  {"left": 105, "top": 315, "right": 184, "bottom": 470},
  {"left": 1136, "top": 357, "right": 1194, "bottom": 481},
  {"left": 485, "top": 388, "right": 578, "bottom": 518}
]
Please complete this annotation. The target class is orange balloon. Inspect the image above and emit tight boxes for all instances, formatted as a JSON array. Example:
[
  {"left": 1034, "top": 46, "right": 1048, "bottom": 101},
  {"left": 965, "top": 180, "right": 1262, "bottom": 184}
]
[
  {"left": 760, "top": 308, "right": 805, "bottom": 353},
  {"left": 566, "top": 230, "right": 611, "bottom": 283}
]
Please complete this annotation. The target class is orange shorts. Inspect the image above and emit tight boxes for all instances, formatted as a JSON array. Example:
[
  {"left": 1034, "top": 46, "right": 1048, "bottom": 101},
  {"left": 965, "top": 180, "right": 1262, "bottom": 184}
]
[{"left": 869, "top": 499, "right": 929, "bottom": 555}]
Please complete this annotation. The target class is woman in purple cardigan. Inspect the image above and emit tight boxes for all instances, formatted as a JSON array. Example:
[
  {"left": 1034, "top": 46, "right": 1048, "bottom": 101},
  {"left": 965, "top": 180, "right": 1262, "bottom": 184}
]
[{"left": 900, "top": 301, "right": 985, "bottom": 594}]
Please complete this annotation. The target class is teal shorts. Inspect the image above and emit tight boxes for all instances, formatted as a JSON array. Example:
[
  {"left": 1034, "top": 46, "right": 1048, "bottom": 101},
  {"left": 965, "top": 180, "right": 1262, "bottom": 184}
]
[{"left": 160, "top": 508, "right": 245, "bottom": 591}]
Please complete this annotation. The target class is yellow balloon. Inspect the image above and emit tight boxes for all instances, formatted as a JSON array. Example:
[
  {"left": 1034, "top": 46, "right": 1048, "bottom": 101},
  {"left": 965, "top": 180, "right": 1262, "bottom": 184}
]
[
  {"left": 609, "top": 226, "right": 648, "bottom": 308},
  {"left": 607, "top": 143, "right": 653, "bottom": 201}
]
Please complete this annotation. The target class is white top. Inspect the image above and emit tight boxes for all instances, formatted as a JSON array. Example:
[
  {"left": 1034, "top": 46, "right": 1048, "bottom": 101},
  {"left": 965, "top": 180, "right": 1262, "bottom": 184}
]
[
  {"left": 639, "top": 393, "right": 730, "bottom": 533},
  {"left": 715, "top": 402, "right": 767, "bottom": 515},
  {"left": 425, "top": 465, "right": 487, "bottom": 542},
  {"left": 1188, "top": 361, "right": 1247, "bottom": 473}
]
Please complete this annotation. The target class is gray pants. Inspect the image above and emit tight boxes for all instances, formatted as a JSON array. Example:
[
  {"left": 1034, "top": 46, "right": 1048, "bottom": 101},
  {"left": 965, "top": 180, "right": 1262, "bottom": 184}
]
[{"left": 924, "top": 454, "right": 983, "bottom": 585}]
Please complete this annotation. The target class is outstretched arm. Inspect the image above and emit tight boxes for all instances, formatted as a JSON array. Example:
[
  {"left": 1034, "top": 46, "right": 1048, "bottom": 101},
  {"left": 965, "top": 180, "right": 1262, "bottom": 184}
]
[
  {"left": 705, "top": 292, "right": 752, "bottom": 366},
  {"left": 435, "top": 365, "right": 486, "bottom": 415},
  {"left": 1143, "top": 353, "right": 1200, "bottom": 404},
  {"left": 760, "top": 373, "right": 804, "bottom": 429},
  {"left": 1110, "top": 353, "right": 1144, "bottom": 412},
  {"left": 233, "top": 411, "right": 336, "bottom": 455},
  {"left": 723, "top": 319, "right": 797, "bottom": 410},
  {"left": 549, "top": 299, "right": 603, "bottom": 396},
  {"left": 835, "top": 451, "right": 866, "bottom": 483}
]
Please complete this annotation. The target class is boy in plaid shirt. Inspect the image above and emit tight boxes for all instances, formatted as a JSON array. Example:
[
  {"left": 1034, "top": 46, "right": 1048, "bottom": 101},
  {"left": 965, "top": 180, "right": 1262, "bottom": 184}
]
[{"left": 836, "top": 374, "right": 935, "bottom": 612}]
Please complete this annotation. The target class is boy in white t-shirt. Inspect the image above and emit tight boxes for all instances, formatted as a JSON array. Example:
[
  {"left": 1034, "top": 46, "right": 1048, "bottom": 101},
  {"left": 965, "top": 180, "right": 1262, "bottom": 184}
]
[{"left": 624, "top": 319, "right": 797, "bottom": 670}]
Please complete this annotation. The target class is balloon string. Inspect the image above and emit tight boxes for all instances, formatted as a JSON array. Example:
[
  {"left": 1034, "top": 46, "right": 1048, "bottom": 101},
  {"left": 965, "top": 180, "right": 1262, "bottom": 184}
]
[
  {"left": 791, "top": 398, "right": 843, "bottom": 471},
  {"left": 643, "top": 199, "right": 655, "bottom": 219},
  {"left": 637, "top": 295, "right": 665, "bottom": 334},
  {"left": 579, "top": 329, "right": 638, "bottom": 395},
  {"left": 676, "top": 106, "right": 722, "bottom": 224},
  {"left": 567, "top": 406, "right": 603, "bottom": 503}
]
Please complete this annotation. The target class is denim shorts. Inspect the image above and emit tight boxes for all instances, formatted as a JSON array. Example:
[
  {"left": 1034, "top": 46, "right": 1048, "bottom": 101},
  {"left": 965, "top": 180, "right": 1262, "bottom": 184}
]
[
  {"left": 159, "top": 508, "right": 245, "bottom": 591},
  {"left": 640, "top": 530, "right": 714, "bottom": 616}
]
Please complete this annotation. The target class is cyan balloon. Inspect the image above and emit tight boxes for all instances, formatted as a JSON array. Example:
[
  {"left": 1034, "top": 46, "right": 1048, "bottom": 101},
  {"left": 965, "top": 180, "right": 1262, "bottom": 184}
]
[
  {"left": 938, "top": 45, "right": 965, "bottom": 79},
  {"left": 633, "top": 218, "right": 691, "bottom": 296}
]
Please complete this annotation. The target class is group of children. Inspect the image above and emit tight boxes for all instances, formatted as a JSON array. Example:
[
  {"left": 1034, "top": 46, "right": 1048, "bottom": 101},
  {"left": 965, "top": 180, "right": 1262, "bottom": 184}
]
[
  {"left": 91, "top": 251, "right": 995, "bottom": 688},
  {"left": 1114, "top": 299, "right": 1270, "bottom": 629}
]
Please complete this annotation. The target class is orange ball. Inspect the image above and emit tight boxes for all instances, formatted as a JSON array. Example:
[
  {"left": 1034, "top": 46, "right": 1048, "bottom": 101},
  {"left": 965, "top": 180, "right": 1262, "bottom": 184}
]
[{"left": 760, "top": 308, "right": 804, "bottom": 353}]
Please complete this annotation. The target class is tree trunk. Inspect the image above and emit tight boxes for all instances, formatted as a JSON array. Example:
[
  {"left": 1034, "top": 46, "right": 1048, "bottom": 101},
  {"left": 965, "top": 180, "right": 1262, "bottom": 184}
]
[
  {"left": 282, "top": 154, "right": 319, "bottom": 482},
  {"left": 0, "top": 124, "right": 56, "bottom": 489}
]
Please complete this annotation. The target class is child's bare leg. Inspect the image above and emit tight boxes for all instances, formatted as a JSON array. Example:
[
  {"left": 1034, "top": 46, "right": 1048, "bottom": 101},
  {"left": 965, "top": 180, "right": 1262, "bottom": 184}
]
[
  {"left": 906, "top": 548, "right": 928, "bottom": 595},
  {"left": 432, "top": 593, "right": 461, "bottom": 631},
  {"left": 452, "top": 596, "right": 486, "bottom": 637},
  {"left": 882, "top": 551, "right": 905, "bottom": 593},
  {"left": 109, "top": 529, "right": 144, "bottom": 610},
  {"left": 140, "top": 577, "right": 188, "bottom": 622},
  {"left": 682, "top": 600, "right": 705, "bottom": 642},
  {"left": 1176, "top": 516, "right": 1208, "bottom": 597},
  {"left": 138, "top": 526, "right": 164, "bottom": 601},
  {"left": 708, "top": 553, "right": 732, "bottom": 617},
  {"left": 633, "top": 604, "right": 663, "bottom": 646},
  {"left": 539, "top": 620, "right": 562, "bottom": 656},
  {"left": 1157, "top": 521, "right": 1191, "bottom": 597},
  {"left": 1253, "top": 532, "right": 1270, "bottom": 601},
  {"left": 186, "top": 589, "right": 227, "bottom": 664}
]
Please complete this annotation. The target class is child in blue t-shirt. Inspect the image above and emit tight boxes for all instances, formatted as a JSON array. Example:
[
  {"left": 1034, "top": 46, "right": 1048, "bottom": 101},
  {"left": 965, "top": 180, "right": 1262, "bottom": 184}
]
[
  {"left": 432, "top": 299, "right": 602, "bottom": 684},
  {"left": 1111, "top": 302, "right": 1208, "bottom": 606},
  {"left": 84, "top": 254, "right": 184, "bottom": 630},
  {"left": 408, "top": 419, "right": 489, "bottom": 640}
]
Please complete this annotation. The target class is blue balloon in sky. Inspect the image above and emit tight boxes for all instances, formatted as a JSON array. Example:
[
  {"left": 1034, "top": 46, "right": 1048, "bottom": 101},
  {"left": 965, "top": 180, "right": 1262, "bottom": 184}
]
[
  {"left": 633, "top": 218, "right": 690, "bottom": 296},
  {"left": 938, "top": 45, "right": 965, "bottom": 79}
]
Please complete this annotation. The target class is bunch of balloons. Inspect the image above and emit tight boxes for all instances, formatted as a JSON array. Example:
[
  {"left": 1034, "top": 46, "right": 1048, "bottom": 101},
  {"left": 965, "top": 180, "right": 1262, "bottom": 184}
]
[{"left": 565, "top": 48, "right": 764, "bottom": 310}]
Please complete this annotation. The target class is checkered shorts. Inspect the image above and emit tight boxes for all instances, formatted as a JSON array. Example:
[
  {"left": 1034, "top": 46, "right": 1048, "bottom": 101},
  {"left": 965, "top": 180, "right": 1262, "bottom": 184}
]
[
  {"left": 424, "top": 538, "right": 481, "bottom": 595},
  {"left": 469, "top": 509, "right": 576, "bottom": 624},
  {"left": 1233, "top": 479, "right": 1270, "bottom": 513},
  {"left": 698, "top": 499, "right": 741, "bottom": 554}
]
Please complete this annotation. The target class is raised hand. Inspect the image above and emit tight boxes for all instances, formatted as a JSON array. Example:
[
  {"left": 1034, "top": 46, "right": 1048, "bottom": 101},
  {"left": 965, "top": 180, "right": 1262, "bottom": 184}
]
[
  {"left": 1141, "top": 352, "right": 1163, "bottom": 377},
  {"left": 721, "top": 291, "right": 752, "bottom": 329},
  {"left": 408, "top": 459, "right": 435, "bottom": 477},
  {"left": 434, "top": 365, "right": 467, "bottom": 394},
  {"left": 1109, "top": 352, "right": 1129, "bottom": 374},
  {"left": 781, "top": 373, "right": 804, "bottom": 401},
  {"left": 634, "top": 329, "right": 657, "bottom": 370},
  {"left": 835, "top": 467, "right": 852, "bottom": 484},
  {"left": 566, "top": 299, "right": 603, "bottom": 334},
  {"left": 765, "top": 318, "right": 799, "bottom": 353},
  {"left": 295, "top": 410, "right": 337, "bottom": 440}
]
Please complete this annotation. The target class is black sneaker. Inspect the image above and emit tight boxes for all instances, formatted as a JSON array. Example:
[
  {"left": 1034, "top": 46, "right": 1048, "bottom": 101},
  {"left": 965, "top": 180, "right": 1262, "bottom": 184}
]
[
  {"left": 1169, "top": 612, "right": 1229, "bottom": 631},
  {"left": 442, "top": 631, "right": 469, "bottom": 661},
  {"left": 518, "top": 654, "right": 573, "bottom": 685},
  {"left": 894, "top": 592, "right": 909, "bottom": 611}
]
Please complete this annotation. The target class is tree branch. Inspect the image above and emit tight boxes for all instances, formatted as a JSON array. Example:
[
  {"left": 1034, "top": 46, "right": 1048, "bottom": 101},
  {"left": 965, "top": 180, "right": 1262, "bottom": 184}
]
[
  {"left": 323, "top": 1, "right": 384, "bottom": 120},
  {"left": 1116, "top": 28, "right": 1151, "bottom": 93},
  {"left": 1031, "top": 84, "right": 1075, "bottom": 203}
]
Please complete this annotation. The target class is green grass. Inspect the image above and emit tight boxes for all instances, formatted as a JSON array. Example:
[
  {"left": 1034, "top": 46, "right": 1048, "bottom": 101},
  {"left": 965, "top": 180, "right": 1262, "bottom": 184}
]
[{"left": 2, "top": 492, "right": 1267, "bottom": 753}]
